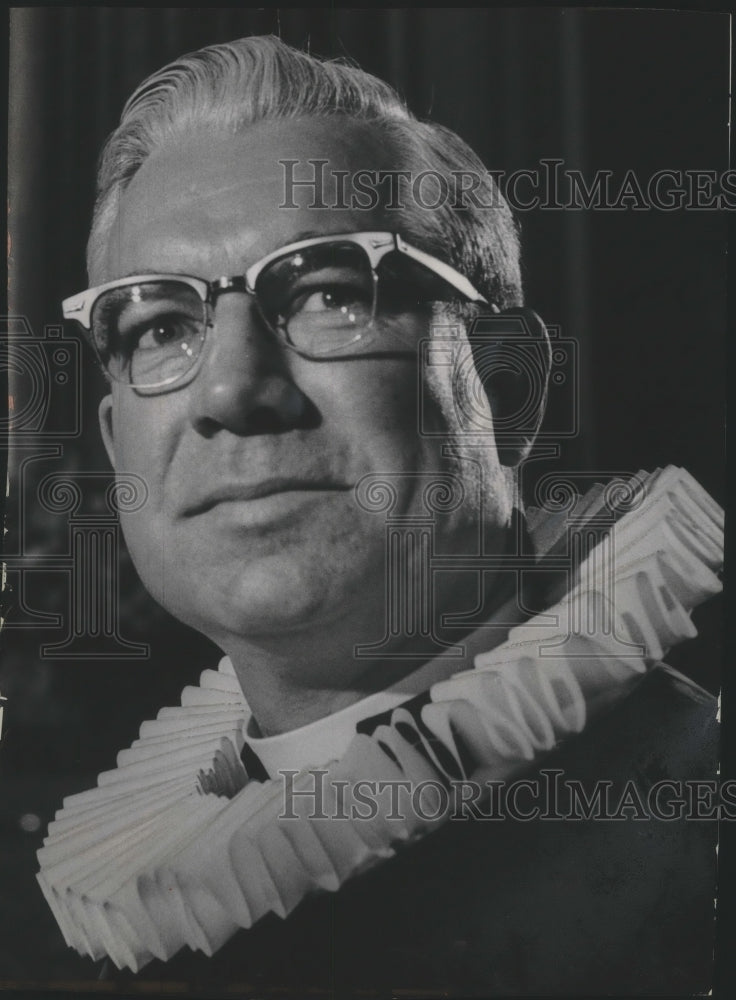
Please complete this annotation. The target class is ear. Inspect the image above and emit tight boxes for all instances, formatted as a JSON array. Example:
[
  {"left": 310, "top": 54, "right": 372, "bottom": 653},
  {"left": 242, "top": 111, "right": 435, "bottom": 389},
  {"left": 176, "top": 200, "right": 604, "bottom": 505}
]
[
  {"left": 98, "top": 395, "right": 118, "bottom": 469},
  {"left": 468, "top": 307, "right": 552, "bottom": 467}
]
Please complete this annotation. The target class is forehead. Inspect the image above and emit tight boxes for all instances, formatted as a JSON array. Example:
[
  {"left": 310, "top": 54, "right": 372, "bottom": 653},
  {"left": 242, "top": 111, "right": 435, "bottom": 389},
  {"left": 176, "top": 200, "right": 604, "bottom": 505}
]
[{"left": 103, "top": 117, "right": 399, "bottom": 281}]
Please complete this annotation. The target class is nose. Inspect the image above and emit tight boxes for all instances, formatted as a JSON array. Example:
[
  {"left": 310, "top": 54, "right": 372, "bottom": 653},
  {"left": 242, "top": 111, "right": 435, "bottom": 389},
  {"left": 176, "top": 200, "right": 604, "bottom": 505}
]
[{"left": 188, "top": 292, "right": 313, "bottom": 437}]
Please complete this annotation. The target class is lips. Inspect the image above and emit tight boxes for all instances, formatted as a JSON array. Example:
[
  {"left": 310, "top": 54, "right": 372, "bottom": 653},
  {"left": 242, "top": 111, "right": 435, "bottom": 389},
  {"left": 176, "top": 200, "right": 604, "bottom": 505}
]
[{"left": 181, "top": 478, "right": 352, "bottom": 516}]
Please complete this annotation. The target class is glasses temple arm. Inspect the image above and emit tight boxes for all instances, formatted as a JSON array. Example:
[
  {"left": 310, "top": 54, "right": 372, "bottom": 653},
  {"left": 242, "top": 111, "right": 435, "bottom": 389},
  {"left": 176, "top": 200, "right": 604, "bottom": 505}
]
[{"left": 394, "top": 236, "right": 495, "bottom": 309}]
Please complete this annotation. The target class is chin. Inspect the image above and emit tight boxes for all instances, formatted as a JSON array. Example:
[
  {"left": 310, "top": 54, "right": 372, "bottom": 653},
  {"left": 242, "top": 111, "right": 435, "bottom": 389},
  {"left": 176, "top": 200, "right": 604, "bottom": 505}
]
[{"left": 156, "top": 555, "right": 349, "bottom": 642}]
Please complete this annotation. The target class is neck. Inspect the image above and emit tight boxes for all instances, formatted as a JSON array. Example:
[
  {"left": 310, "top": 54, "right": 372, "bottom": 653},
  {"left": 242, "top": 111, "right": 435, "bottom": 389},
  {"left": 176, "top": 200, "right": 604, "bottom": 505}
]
[
  {"left": 223, "top": 521, "right": 520, "bottom": 736},
  {"left": 223, "top": 606, "right": 475, "bottom": 736}
]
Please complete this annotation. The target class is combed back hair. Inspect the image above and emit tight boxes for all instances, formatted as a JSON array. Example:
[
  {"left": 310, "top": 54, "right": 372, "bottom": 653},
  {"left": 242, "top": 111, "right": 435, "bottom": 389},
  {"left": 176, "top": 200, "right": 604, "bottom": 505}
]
[{"left": 88, "top": 35, "right": 523, "bottom": 308}]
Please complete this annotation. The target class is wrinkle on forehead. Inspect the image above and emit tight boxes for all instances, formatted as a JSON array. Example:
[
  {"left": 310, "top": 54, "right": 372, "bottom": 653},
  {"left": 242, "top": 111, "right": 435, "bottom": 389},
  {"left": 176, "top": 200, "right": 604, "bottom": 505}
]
[
  {"left": 101, "top": 118, "right": 427, "bottom": 281},
  {"left": 118, "top": 163, "right": 283, "bottom": 233},
  {"left": 153, "top": 173, "right": 283, "bottom": 213},
  {"left": 123, "top": 116, "right": 393, "bottom": 207}
]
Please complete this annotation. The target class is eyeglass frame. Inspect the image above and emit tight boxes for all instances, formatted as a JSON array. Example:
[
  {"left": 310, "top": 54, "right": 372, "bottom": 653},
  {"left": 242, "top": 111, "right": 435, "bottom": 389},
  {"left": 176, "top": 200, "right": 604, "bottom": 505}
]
[{"left": 62, "top": 230, "right": 497, "bottom": 388}]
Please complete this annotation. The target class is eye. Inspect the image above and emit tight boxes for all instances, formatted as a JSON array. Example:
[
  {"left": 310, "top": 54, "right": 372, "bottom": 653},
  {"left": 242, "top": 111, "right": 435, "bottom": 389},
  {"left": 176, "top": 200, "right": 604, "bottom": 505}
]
[
  {"left": 279, "top": 273, "right": 374, "bottom": 323},
  {"left": 116, "top": 312, "right": 201, "bottom": 356},
  {"left": 135, "top": 319, "right": 186, "bottom": 350},
  {"left": 295, "top": 287, "right": 369, "bottom": 315},
  {"left": 256, "top": 251, "right": 376, "bottom": 331}
]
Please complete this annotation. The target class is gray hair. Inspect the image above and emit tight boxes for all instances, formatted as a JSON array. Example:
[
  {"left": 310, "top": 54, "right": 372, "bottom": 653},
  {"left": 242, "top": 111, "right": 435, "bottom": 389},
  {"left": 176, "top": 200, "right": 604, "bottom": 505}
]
[{"left": 88, "top": 35, "right": 523, "bottom": 308}]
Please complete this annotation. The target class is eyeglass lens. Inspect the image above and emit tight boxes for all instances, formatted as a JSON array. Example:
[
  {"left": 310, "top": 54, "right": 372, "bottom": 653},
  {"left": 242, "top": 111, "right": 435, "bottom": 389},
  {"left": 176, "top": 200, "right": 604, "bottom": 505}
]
[
  {"left": 254, "top": 241, "right": 375, "bottom": 355},
  {"left": 91, "top": 280, "right": 208, "bottom": 388}
]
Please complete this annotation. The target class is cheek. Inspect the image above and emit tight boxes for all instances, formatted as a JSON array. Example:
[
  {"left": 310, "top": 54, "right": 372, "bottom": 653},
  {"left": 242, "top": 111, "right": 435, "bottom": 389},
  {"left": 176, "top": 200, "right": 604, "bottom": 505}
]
[
  {"left": 110, "top": 393, "right": 177, "bottom": 492},
  {"left": 317, "top": 362, "right": 422, "bottom": 454}
]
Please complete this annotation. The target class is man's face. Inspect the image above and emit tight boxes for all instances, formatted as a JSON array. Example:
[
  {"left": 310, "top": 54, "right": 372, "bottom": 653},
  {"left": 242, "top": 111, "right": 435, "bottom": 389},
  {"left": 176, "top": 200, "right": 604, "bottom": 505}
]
[{"left": 98, "top": 118, "right": 509, "bottom": 654}]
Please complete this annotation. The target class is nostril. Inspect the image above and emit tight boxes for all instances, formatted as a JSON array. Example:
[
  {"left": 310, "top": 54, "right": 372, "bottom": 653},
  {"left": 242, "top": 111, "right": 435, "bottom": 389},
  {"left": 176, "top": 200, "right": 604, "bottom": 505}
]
[
  {"left": 246, "top": 406, "right": 293, "bottom": 434},
  {"left": 273, "top": 395, "right": 322, "bottom": 431}
]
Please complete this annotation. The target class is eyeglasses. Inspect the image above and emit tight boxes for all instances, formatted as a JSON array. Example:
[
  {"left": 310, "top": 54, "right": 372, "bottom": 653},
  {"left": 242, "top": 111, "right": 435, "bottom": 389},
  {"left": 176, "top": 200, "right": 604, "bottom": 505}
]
[{"left": 62, "top": 231, "right": 493, "bottom": 394}]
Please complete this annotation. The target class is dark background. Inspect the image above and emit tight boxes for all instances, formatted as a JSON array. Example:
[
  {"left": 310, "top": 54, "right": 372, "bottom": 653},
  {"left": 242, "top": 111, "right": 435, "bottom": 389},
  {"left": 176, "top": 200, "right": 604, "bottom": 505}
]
[{"left": 1, "top": 6, "right": 729, "bottom": 990}]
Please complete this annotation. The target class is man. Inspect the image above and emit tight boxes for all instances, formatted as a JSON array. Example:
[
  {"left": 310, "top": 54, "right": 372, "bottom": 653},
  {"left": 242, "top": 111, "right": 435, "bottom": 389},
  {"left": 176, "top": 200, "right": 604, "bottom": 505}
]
[{"left": 39, "top": 35, "right": 722, "bottom": 995}]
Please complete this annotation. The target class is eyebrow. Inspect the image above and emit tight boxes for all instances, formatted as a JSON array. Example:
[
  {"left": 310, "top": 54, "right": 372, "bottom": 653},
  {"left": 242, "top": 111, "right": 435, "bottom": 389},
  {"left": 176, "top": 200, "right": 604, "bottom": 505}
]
[
  {"left": 117, "top": 231, "right": 335, "bottom": 281},
  {"left": 119, "top": 268, "right": 198, "bottom": 280},
  {"left": 288, "top": 229, "right": 324, "bottom": 243}
]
